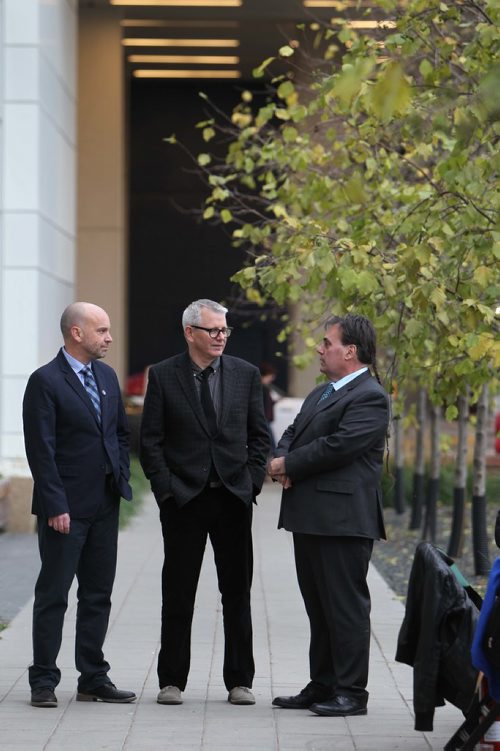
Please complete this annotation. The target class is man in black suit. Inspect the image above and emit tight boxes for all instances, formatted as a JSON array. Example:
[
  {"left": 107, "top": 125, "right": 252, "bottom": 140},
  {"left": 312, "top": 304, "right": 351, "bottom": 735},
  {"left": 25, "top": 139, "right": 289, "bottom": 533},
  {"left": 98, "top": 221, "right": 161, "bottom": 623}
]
[
  {"left": 23, "top": 302, "right": 136, "bottom": 708},
  {"left": 269, "top": 314, "right": 389, "bottom": 717},
  {"left": 140, "top": 299, "right": 269, "bottom": 706}
]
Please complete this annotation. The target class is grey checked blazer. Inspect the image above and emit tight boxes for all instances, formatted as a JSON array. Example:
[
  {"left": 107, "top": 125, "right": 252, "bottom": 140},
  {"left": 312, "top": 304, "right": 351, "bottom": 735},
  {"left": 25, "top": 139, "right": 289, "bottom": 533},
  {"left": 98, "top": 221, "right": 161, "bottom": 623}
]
[{"left": 140, "top": 351, "right": 269, "bottom": 507}]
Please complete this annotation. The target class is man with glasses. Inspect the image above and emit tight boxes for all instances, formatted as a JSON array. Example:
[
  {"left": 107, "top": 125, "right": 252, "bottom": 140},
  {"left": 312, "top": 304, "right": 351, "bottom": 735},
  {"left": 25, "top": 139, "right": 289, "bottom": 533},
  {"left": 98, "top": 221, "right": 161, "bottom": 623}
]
[{"left": 140, "top": 299, "right": 269, "bottom": 706}]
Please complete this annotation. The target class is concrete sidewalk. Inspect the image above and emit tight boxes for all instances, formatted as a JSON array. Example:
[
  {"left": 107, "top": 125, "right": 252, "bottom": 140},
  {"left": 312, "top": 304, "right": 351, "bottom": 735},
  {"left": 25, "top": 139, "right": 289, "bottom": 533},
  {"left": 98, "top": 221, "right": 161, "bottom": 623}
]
[{"left": 0, "top": 484, "right": 464, "bottom": 750}]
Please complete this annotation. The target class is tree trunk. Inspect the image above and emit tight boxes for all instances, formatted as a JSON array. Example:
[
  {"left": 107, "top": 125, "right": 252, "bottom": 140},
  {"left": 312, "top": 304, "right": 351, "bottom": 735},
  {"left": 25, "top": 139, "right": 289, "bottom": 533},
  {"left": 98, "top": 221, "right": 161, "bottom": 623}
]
[
  {"left": 472, "top": 383, "right": 490, "bottom": 576},
  {"left": 393, "top": 415, "right": 405, "bottom": 514},
  {"left": 447, "top": 390, "right": 469, "bottom": 558},
  {"left": 410, "top": 388, "right": 426, "bottom": 530},
  {"left": 423, "top": 404, "right": 441, "bottom": 542}
]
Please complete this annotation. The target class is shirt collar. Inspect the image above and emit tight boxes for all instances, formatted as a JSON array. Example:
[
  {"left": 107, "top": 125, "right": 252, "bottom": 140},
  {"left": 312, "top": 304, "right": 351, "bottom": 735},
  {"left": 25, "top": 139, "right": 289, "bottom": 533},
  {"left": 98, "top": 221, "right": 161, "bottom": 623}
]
[
  {"left": 332, "top": 366, "right": 368, "bottom": 391},
  {"left": 62, "top": 347, "right": 91, "bottom": 375},
  {"left": 191, "top": 356, "right": 221, "bottom": 375}
]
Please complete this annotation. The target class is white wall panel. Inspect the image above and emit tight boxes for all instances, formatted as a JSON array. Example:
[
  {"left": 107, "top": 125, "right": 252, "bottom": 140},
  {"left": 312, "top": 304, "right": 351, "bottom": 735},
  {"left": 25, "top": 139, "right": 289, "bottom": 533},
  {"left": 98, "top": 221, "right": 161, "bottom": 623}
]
[
  {"left": 3, "top": 214, "right": 38, "bottom": 266},
  {"left": 1, "top": 376, "right": 28, "bottom": 432},
  {"left": 5, "top": 47, "right": 38, "bottom": 101},
  {"left": 1, "top": 0, "right": 79, "bottom": 475},
  {"left": 1, "top": 269, "right": 39, "bottom": 376},
  {"left": 39, "top": 54, "right": 76, "bottom": 145},
  {"left": 5, "top": 0, "right": 38, "bottom": 45},
  {"left": 3, "top": 103, "right": 38, "bottom": 210},
  {"left": 39, "top": 109, "right": 76, "bottom": 234},
  {"left": 39, "top": 217, "right": 74, "bottom": 282},
  {"left": 0, "top": 431, "right": 27, "bottom": 464}
]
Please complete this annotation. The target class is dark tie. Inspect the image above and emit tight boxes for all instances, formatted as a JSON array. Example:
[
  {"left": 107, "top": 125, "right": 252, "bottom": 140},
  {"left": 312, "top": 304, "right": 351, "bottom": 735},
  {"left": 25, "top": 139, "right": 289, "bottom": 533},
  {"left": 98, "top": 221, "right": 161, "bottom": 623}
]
[
  {"left": 82, "top": 365, "right": 102, "bottom": 422},
  {"left": 317, "top": 382, "right": 335, "bottom": 404},
  {"left": 199, "top": 366, "right": 217, "bottom": 435}
]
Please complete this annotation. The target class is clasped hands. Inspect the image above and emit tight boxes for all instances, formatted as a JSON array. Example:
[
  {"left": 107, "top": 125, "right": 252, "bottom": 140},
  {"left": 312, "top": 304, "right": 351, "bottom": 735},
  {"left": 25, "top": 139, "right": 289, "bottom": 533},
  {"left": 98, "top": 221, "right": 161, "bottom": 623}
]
[{"left": 267, "top": 457, "right": 292, "bottom": 489}]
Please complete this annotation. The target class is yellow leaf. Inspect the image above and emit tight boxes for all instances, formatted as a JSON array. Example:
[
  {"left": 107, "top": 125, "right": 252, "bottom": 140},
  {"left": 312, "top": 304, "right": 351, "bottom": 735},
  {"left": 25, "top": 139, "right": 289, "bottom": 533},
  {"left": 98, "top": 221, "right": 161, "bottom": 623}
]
[
  {"left": 430, "top": 286, "right": 446, "bottom": 309},
  {"left": 469, "top": 333, "right": 495, "bottom": 362}
]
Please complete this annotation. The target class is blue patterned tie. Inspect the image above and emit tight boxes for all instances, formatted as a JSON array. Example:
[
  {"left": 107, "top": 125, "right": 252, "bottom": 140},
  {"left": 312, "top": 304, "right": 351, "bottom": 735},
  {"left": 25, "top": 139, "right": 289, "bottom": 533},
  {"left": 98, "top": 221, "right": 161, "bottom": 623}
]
[
  {"left": 317, "top": 382, "right": 335, "bottom": 404},
  {"left": 82, "top": 366, "right": 101, "bottom": 423}
]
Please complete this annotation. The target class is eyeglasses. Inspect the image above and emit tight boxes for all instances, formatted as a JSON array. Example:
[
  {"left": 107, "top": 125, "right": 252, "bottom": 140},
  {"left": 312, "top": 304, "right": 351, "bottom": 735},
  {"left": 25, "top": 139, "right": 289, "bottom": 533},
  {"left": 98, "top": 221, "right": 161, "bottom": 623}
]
[{"left": 190, "top": 325, "right": 233, "bottom": 339}]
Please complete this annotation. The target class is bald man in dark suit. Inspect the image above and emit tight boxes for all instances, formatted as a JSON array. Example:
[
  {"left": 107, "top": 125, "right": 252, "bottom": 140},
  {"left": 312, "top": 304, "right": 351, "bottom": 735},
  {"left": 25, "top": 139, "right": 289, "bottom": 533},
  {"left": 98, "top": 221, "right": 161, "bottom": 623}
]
[{"left": 23, "top": 302, "right": 136, "bottom": 708}]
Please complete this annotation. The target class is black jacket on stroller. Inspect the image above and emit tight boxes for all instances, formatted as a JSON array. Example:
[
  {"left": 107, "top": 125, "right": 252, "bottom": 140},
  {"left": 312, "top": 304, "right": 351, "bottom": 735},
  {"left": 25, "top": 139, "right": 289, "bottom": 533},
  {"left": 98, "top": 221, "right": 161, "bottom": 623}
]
[{"left": 395, "top": 542, "right": 480, "bottom": 731}]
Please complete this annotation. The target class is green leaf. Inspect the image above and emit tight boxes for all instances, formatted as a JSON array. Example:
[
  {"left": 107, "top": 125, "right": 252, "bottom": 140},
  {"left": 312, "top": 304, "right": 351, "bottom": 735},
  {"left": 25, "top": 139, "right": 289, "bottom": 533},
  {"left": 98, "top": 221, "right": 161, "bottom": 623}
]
[
  {"left": 332, "top": 58, "right": 375, "bottom": 108},
  {"left": 283, "top": 126, "right": 298, "bottom": 143},
  {"left": 445, "top": 405, "right": 458, "bottom": 421},
  {"left": 343, "top": 171, "right": 368, "bottom": 204},
  {"left": 369, "top": 62, "right": 411, "bottom": 122},
  {"left": 197, "top": 153, "right": 211, "bottom": 167},
  {"left": 277, "top": 81, "right": 295, "bottom": 100},
  {"left": 419, "top": 59, "right": 434, "bottom": 79},
  {"left": 279, "top": 45, "right": 295, "bottom": 58},
  {"left": 220, "top": 209, "right": 233, "bottom": 224},
  {"left": 253, "top": 57, "right": 274, "bottom": 78}
]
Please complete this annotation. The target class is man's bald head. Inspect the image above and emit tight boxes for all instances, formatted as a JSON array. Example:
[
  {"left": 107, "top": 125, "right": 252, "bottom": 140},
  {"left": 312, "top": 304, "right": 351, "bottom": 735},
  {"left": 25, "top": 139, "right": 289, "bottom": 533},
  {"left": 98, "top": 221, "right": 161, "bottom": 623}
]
[
  {"left": 60, "top": 302, "right": 112, "bottom": 363},
  {"left": 60, "top": 303, "right": 107, "bottom": 341}
]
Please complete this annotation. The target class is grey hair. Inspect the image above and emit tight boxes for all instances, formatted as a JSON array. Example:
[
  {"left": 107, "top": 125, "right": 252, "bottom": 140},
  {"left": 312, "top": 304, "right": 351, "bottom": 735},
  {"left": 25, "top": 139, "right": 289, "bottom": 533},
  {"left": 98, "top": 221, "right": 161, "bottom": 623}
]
[{"left": 182, "top": 299, "right": 228, "bottom": 328}]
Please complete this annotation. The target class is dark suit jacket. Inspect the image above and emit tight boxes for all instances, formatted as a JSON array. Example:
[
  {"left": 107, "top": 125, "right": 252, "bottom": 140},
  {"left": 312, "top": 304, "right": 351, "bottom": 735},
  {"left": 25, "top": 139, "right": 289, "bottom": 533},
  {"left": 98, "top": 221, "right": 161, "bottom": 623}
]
[
  {"left": 23, "top": 349, "right": 132, "bottom": 519},
  {"left": 276, "top": 370, "right": 389, "bottom": 539},
  {"left": 140, "top": 352, "right": 269, "bottom": 507}
]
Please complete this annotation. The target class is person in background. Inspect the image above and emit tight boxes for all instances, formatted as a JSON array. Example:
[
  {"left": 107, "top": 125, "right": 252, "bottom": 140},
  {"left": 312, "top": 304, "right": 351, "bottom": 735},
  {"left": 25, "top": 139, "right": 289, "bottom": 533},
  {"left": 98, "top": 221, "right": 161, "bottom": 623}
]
[{"left": 259, "top": 361, "right": 279, "bottom": 453}]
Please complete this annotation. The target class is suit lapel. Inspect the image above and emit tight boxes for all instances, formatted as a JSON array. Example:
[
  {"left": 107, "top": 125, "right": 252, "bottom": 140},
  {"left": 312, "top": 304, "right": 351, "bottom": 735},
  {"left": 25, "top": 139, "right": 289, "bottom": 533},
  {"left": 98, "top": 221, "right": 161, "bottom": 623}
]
[
  {"left": 175, "top": 352, "right": 211, "bottom": 434},
  {"left": 292, "top": 371, "right": 373, "bottom": 442},
  {"left": 218, "top": 355, "right": 235, "bottom": 430}
]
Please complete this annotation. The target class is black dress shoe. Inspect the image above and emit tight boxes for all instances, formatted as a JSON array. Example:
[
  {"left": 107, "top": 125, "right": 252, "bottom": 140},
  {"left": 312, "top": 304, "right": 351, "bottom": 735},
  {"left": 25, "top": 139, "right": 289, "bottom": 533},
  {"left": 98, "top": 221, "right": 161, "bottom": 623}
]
[
  {"left": 272, "top": 683, "right": 332, "bottom": 709},
  {"left": 76, "top": 683, "right": 136, "bottom": 703},
  {"left": 309, "top": 694, "right": 367, "bottom": 717},
  {"left": 31, "top": 687, "right": 57, "bottom": 708}
]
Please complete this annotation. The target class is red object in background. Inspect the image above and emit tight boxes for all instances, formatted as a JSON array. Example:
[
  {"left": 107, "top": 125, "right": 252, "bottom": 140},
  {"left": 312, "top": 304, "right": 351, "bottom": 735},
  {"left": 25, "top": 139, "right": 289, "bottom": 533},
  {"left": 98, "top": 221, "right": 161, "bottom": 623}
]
[
  {"left": 496, "top": 413, "right": 500, "bottom": 455},
  {"left": 126, "top": 372, "right": 146, "bottom": 396}
]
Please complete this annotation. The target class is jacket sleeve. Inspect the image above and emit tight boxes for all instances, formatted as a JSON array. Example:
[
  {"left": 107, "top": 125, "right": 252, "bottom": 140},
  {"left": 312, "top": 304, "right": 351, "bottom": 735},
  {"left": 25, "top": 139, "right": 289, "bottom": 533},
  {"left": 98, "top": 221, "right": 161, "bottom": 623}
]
[
  {"left": 246, "top": 368, "right": 270, "bottom": 494},
  {"left": 115, "top": 372, "right": 132, "bottom": 490},
  {"left": 22, "top": 371, "right": 69, "bottom": 518},
  {"left": 140, "top": 366, "right": 172, "bottom": 502},
  {"left": 284, "top": 388, "right": 388, "bottom": 482}
]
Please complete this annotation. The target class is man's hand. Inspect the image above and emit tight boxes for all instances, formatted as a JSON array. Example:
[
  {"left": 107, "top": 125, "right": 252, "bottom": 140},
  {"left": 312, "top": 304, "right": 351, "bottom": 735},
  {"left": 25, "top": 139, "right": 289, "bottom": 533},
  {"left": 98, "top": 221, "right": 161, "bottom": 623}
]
[
  {"left": 268, "top": 457, "right": 285, "bottom": 476},
  {"left": 48, "top": 513, "right": 71, "bottom": 534},
  {"left": 267, "top": 457, "right": 293, "bottom": 489}
]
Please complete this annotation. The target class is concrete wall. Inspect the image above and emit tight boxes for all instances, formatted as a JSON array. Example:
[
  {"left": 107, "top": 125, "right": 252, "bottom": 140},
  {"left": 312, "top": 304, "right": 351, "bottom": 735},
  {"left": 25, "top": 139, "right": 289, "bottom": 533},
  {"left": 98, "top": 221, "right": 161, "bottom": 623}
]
[{"left": 0, "top": 0, "right": 78, "bottom": 477}]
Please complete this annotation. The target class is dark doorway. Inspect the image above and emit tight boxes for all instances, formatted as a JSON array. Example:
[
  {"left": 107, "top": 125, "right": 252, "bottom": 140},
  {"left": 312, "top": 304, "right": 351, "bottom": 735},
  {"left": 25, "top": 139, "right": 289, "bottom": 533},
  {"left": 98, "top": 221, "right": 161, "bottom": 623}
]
[{"left": 127, "top": 79, "right": 287, "bottom": 389}]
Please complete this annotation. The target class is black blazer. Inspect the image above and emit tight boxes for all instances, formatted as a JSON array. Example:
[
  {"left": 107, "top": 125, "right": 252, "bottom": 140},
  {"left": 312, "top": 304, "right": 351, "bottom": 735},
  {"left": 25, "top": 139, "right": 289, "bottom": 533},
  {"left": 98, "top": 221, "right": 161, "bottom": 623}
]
[
  {"left": 276, "top": 370, "right": 389, "bottom": 538},
  {"left": 23, "top": 349, "right": 132, "bottom": 519},
  {"left": 140, "top": 352, "right": 269, "bottom": 507}
]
